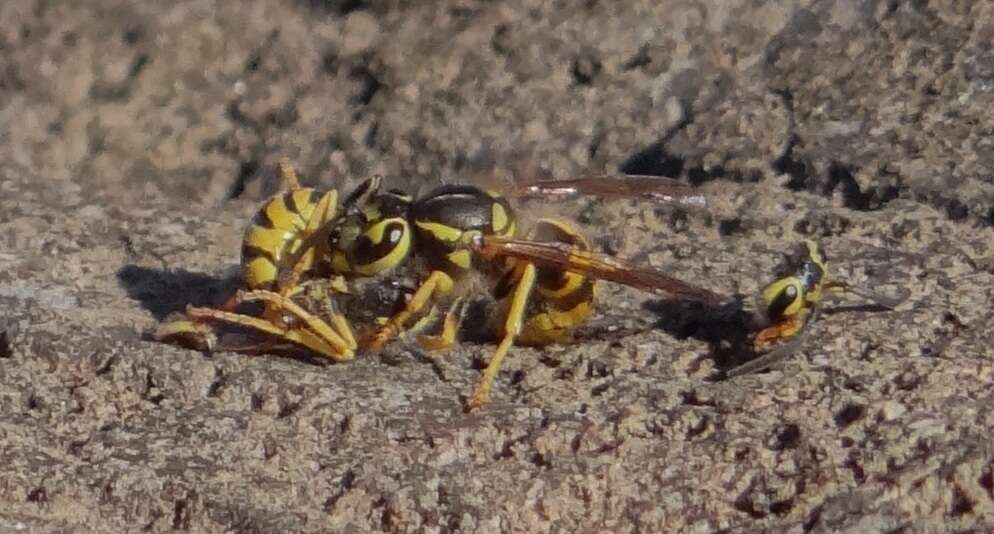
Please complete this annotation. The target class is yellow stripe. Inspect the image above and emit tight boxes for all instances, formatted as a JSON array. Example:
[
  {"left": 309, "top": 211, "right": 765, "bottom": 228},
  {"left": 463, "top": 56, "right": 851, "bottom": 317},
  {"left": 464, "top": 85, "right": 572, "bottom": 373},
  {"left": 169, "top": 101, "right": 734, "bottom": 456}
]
[
  {"left": 290, "top": 189, "right": 317, "bottom": 220},
  {"left": 762, "top": 277, "right": 804, "bottom": 318},
  {"left": 245, "top": 226, "right": 293, "bottom": 260},
  {"left": 331, "top": 252, "right": 351, "bottom": 274},
  {"left": 491, "top": 203, "right": 509, "bottom": 234},
  {"left": 446, "top": 249, "right": 472, "bottom": 269},
  {"left": 499, "top": 221, "right": 516, "bottom": 238},
  {"left": 538, "top": 271, "right": 585, "bottom": 299},
  {"left": 415, "top": 220, "right": 463, "bottom": 242},
  {"left": 264, "top": 195, "right": 304, "bottom": 230},
  {"left": 243, "top": 256, "right": 278, "bottom": 288},
  {"left": 353, "top": 219, "right": 412, "bottom": 276},
  {"left": 365, "top": 218, "right": 389, "bottom": 244}
]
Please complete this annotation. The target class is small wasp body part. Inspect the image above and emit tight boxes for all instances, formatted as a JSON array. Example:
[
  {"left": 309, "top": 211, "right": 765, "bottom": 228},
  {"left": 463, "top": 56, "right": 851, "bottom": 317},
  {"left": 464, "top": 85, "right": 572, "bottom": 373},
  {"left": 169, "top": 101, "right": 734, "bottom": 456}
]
[{"left": 726, "top": 240, "right": 907, "bottom": 377}]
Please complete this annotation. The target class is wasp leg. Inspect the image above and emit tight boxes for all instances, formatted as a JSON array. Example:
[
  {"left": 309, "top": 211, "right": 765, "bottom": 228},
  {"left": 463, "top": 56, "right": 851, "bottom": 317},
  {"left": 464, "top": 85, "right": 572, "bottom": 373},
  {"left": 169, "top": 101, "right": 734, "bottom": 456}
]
[
  {"left": 278, "top": 189, "right": 340, "bottom": 295},
  {"left": 307, "top": 280, "right": 358, "bottom": 352},
  {"left": 152, "top": 318, "right": 218, "bottom": 351},
  {"left": 278, "top": 157, "right": 303, "bottom": 191},
  {"left": 468, "top": 263, "right": 537, "bottom": 411},
  {"left": 417, "top": 297, "right": 467, "bottom": 352},
  {"left": 181, "top": 291, "right": 356, "bottom": 363},
  {"left": 367, "top": 270, "right": 455, "bottom": 350},
  {"left": 238, "top": 290, "right": 357, "bottom": 360}
]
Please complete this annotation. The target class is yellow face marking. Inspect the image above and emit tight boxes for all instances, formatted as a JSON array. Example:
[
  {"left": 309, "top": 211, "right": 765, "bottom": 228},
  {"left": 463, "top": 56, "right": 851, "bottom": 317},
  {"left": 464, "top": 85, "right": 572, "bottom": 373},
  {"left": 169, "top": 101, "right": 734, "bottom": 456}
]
[
  {"left": 415, "top": 220, "right": 463, "bottom": 242},
  {"left": 446, "top": 249, "right": 472, "bottom": 270},
  {"left": 365, "top": 217, "right": 390, "bottom": 244},
  {"left": 361, "top": 206, "right": 382, "bottom": 222}
]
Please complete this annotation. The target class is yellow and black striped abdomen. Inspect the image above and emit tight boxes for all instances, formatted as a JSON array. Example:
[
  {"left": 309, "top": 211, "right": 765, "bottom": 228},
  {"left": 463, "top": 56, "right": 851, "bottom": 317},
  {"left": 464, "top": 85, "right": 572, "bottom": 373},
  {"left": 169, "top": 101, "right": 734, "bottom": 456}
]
[
  {"left": 241, "top": 188, "right": 333, "bottom": 289},
  {"left": 495, "top": 219, "right": 598, "bottom": 345}
]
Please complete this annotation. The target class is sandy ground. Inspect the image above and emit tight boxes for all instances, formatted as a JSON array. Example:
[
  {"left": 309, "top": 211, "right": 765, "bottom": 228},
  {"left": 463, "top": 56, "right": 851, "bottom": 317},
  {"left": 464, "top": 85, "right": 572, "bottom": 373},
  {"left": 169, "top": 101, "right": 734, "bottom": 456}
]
[{"left": 1, "top": 0, "right": 994, "bottom": 531}]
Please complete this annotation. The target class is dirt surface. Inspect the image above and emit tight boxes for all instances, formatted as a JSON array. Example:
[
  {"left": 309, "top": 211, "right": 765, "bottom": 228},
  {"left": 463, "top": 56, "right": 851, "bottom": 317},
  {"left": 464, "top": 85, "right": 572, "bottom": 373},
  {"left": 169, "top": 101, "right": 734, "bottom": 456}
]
[{"left": 2, "top": 0, "right": 994, "bottom": 531}]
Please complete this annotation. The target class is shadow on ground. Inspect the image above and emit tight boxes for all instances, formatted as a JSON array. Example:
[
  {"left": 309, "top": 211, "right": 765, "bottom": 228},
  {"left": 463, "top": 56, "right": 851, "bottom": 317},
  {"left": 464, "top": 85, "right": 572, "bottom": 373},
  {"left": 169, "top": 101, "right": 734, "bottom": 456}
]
[
  {"left": 644, "top": 296, "right": 765, "bottom": 374},
  {"left": 116, "top": 264, "right": 241, "bottom": 320}
]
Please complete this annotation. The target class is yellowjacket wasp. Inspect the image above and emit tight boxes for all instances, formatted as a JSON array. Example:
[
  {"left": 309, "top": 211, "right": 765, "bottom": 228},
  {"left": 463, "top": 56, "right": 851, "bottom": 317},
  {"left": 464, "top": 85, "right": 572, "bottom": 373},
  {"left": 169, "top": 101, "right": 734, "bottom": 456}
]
[{"left": 154, "top": 159, "right": 719, "bottom": 410}]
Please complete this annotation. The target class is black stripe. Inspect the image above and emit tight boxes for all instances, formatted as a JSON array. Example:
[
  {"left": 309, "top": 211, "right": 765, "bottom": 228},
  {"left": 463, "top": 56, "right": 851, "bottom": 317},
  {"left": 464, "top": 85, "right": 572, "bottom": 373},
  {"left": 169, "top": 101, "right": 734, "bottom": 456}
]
[
  {"left": 766, "top": 285, "right": 798, "bottom": 322},
  {"left": 308, "top": 189, "right": 324, "bottom": 208},
  {"left": 242, "top": 243, "right": 278, "bottom": 263},
  {"left": 352, "top": 220, "right": 406, "bottom": 267},
  {"left": 251, "top": 209, "right": 276, "bottom": 229},
  {"left": 492, "top": 267, "right": 518, "bottom": 300},
  {"left": 537, "top": 267, "right": 571, "bottom": 292},
  {"left": 285, "top": 191, "right": 303, "bottom": 216},
  {"left": 547, "top": 282, "right": 594, "bottom": 312}
]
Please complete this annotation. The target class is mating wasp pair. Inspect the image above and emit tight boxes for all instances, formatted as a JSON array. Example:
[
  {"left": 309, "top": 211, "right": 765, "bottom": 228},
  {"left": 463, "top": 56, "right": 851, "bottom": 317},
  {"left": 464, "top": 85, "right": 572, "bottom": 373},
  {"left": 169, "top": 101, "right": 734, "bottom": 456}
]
[{"left": 153, "top": 159, "right": 904, "bottom": 410}]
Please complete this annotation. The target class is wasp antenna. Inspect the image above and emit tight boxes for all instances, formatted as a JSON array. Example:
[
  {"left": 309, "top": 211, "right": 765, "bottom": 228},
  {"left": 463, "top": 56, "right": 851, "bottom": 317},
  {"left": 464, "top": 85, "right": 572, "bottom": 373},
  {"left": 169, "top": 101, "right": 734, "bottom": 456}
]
[{"left": 836, "top": 282, "right": 910, "bottom": 309}]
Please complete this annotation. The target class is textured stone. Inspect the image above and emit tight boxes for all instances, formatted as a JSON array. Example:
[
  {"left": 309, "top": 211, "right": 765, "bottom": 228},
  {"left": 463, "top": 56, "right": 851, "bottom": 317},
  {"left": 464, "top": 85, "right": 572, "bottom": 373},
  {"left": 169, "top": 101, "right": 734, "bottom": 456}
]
[{"left": 1, "top": 0, "right": 993, "bottom": 531}]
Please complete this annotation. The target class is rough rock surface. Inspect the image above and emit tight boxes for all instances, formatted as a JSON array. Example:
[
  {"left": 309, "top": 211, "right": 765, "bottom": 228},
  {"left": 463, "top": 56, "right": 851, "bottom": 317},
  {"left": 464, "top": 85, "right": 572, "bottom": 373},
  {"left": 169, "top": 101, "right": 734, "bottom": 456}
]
[{"left": 2, "top": 0, "right": 993, "bottom": 531}]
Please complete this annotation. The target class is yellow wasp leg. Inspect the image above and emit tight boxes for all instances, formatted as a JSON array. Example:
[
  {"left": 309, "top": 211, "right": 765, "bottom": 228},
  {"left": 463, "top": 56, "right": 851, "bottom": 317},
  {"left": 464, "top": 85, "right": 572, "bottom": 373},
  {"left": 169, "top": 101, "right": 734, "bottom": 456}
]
[
  {"left": 468, "top": 262, "right": 537, "bottom": 411},
  {"left": 152, "top": 318, "right": 217, "bottom": 350},
  {"left": 237, "top": 290, "right": 357, "bottom": 361},
  {"left": 278, "top": 189, "right": 339, "bottom": 295},
  {"left": 417, "top": 297, "right": 466, "bottom": 352},
  {"left": 309, "top": 281, "right": 358, "bottom": 352},
  {"left": 176, "top": 289, "right": 356, "bottom": 362},
  {"left": 278, "top": 157, "right": 302, "bottom": 191},
  {"left": 367, "top": 270, "right": 455, "bottom": 350},
  {"left": 182, "top": 305, "right": 350, "bottom": 361}
]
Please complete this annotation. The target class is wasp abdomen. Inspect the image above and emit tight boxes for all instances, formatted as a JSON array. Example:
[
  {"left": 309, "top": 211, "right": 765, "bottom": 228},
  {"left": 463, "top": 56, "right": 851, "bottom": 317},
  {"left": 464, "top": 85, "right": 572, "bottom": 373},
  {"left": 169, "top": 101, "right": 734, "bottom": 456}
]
[{"left": 242, "top": 188, "right": 326, "bottom": 289}]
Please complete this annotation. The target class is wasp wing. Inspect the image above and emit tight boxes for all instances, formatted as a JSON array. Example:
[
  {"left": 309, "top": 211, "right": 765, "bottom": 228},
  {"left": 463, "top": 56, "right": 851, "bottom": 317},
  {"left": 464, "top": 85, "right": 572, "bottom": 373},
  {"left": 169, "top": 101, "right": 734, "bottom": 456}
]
[
  {"left": 514, "top": 175, "right": 707, "bottom": 207},
  {"left": 478, "top": 236, "right": 726, "bottom": 305}
]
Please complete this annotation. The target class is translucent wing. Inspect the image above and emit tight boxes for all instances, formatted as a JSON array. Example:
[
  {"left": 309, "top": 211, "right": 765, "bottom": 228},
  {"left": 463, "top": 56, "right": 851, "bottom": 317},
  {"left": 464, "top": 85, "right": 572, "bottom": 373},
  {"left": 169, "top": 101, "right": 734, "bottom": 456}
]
[
  {"left": 514, "top": 175, "right": 708, "bottom": 207},
  {"left": 476, "top": 235, "right": 726, "bottom": 305}
]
